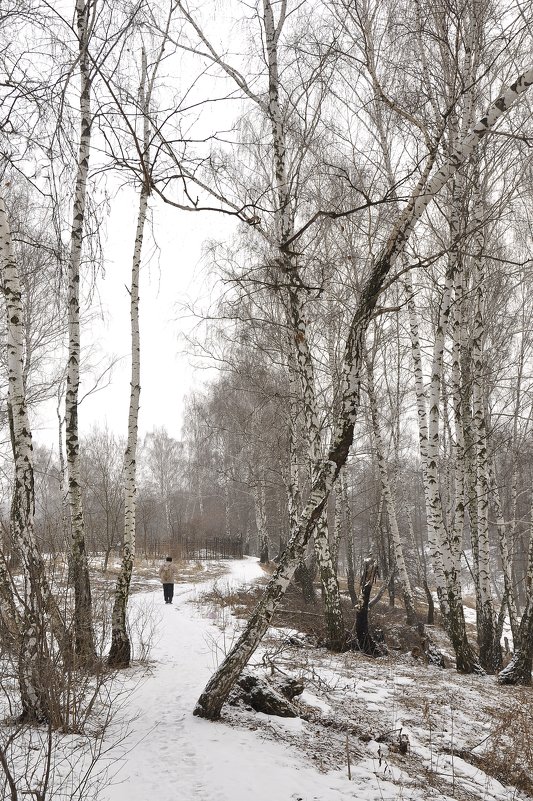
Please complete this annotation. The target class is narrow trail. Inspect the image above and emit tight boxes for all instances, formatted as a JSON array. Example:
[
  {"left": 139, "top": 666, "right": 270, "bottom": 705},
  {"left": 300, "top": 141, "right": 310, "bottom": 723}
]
[{"left": 101, "top": 558, "right": 355, "bottom": 801}]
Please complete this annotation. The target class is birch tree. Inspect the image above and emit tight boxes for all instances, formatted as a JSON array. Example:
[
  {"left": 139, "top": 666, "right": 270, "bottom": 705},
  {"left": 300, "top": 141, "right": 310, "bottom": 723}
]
[
  {"left": 65, "top": 0, "right": 97, "bottom": 662},
  {"left": 193, "top": 62, "right": 533, "bottom": 719},
  {"left": 107, "top": 24, "right": 170, "bottom": 664},
  {"left": 364, "top": 350, "right": 417, "bottom": 624},
  {"left": 361, "top": 0, "right": 502, "bottom": 672},
  {"left": 499, "top": 551, "right": 533, "bottom": 685},
  {"left": 0, "top": 196, "right": 55, "bottom": 721},
  {"left": 339, "top": 468, "right": 357, "bottom": 606},
  {"left": 174, "top": 0, "right": 348, "bottom": 648}
]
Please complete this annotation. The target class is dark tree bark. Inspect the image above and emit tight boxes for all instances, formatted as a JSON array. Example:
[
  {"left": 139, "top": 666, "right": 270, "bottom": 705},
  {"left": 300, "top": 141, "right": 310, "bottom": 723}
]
[
  {"left": 353, "top": 559, "right": 385, "bottom": 656},
  {"left": 424, "top": 580, "right": 435, "bottom": 625},
  {"left": 498, "top": 599, "right": 533, "bottom": 685},
  {"left": 294, "top": 557, "right": 317, "bottom": 605}
]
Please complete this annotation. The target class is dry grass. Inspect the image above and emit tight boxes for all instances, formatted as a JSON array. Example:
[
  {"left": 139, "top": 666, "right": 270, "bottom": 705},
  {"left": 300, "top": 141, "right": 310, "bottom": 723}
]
[
  {"left": 97, "top": 557, "right": 230, "bottom": 593},
  {"left": 192, "top": 566, "right": 533, "bottom": 800},
  {"left": 199, "top": 582, "right": 266, "bottom": 622},
  {"left": 475, "top": 691, "right": 533, "bottom": 795},
  {"left": 203, "top": 577, "right": 428, "bottom": 656}
]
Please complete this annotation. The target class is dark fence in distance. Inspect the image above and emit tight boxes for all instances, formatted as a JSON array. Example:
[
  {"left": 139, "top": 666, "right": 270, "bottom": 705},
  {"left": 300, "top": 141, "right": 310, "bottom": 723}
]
[{"left": 185, "top": 536, "right": 243, "bottom": 561}]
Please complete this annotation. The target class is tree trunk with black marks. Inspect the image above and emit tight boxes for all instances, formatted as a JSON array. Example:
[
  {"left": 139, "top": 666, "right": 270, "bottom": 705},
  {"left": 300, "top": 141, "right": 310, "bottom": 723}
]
[
  {"left": 341, "top": 470, "right": 358, "bottom": 607},
  {"left": 365, "top": 355, "right": 417, "bottom": 625},
  {"left": 498, "top": 598, "right": 533, "bottom": 685},
  {"left": 66, "top": 0, "right": 96, "bottom": 663},
  {"left": 193, "top": 64, "right": 533, "bottom": 720},
  {"left": 1, "top": 197, "right": 54, "bottom": 721},
  {"left": 109, "top": 47, "right": 151, "bottom": 668}
]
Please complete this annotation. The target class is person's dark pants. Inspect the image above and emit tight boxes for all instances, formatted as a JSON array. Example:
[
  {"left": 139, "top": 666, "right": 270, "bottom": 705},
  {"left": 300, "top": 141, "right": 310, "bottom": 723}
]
[{"left": 163, "top": 583, "right": 174, "bottom": 603}]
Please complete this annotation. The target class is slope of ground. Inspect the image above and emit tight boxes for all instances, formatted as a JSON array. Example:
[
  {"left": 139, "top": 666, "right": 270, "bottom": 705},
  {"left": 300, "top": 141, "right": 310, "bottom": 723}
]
[{"left": 99, "top": 558, "right": 532, "bottom": 801}]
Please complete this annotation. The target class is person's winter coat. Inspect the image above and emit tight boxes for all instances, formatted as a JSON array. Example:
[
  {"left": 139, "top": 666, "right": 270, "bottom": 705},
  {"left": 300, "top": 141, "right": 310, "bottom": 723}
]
[{"left": 159, "top": 562, "right": 176, "bottom": 583}]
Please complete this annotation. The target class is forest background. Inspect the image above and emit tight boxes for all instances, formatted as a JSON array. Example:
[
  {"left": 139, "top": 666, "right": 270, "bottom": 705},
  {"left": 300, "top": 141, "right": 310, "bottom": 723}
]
[{"left": 1, "top": 0, "right": 533, "bottom": 780}]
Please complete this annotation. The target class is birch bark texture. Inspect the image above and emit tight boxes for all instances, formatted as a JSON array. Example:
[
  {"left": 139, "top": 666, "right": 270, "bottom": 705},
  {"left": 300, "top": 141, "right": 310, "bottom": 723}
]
[
  {"left": 66, "top": 0, "right": 96, "bottom": 662},
  {"left": 108, "top": 45, "right": 151, "bottom": 668},
  {"left": 470, "top": 211, "right": 501, "bottom": 673},
  {"left": 193, "top": 66, "right": 533, "bottom": 720},
  {"left": 264, "top": 0, "right": 345, "bottom": 649},
  {"left": 341, "top": 469, "right": 358, "bottom": 607},
  {"left": 1, "top": 196, "right": 53, "bottom": 721}
]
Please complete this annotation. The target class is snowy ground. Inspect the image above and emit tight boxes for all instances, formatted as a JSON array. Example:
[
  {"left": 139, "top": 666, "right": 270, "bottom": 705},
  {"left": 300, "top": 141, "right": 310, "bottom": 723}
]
[
  {"left": 99, "top": 558, "right": 532, "bottom": 801},
  {"left": 103, "top": 558, "right": 372, "bottom": 801}
]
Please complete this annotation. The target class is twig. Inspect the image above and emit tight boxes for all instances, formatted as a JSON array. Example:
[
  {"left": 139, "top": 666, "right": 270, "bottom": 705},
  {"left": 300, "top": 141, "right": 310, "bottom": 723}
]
[{"left": 346, "top": 733, "right": 352, "bottom": 781}]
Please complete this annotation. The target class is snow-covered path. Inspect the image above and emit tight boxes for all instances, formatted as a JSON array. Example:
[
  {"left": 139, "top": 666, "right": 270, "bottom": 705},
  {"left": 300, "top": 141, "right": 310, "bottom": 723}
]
[
  {"left": 96, "top": 558, "right": 523, "bottom": 801},
  {"left": 102, "top": 558, "right": 359, "bottom": 801}
]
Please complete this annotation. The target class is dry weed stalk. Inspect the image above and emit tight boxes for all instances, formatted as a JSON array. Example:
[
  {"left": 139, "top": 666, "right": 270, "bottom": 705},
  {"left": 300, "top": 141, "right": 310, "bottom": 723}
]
[{"left": 476, "top": 691, "right": 533, "bottom": 795}]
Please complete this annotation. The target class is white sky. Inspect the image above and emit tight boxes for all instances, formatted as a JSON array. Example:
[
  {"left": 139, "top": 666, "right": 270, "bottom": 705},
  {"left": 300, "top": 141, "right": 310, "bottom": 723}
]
[
  {"left": 27, "top": 0, "right": 246, "bottom": 452},
  {"left": 33, "top": 186, "right": 235, "bottom": 449}
]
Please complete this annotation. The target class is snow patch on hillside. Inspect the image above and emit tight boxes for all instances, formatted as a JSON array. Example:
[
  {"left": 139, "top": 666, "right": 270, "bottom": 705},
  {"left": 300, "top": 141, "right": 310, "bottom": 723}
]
[{"left": 99, "top": 558, "right": 530, "bottom": 801}]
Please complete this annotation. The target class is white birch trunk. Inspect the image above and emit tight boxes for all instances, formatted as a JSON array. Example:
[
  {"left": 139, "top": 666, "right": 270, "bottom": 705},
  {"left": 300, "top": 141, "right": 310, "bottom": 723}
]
[
  {"left": 56, "top": 396, "right": 72, "bottom": 551},
  {"left": 1, "top": 197, "right": 52, "bottom": 720},
  {"left": 332, "top": 485, "right": 342, "bottom": 575},
  {"left": 108, "top": 47, "right": 150, "bottom": 668},
  {"left": 498, "top": 593, "right": 533, "bottom": 685},
  {"left": 449, "top": 199, "right": 466, "bottom": 578},
  {"left": 0, "top": 549, "right": 21, "bottom": 644},
  {"left": 286, "top": 359, "right": 303, "bottom": 541},
  {"left": 509, "top": 334, "right": 525, "bottom": 612},
  {"left": 287, "top": 426, "right": 302, "bottom": 534},
  {"left": 426, "top": 269, "right": 454, "bottom": 594},
  {"left": 263, "top": 0, "right": 344, "bottom": 647},
  {"left": 488, "top": 457, "right": 519, "bottom": 643},
  {"left": 329, "top": 317, "right": 343, "bottom": 578},
  {"left": 470, "top": 191, "right": 500, "bottom": 672},
  {"left": 423, "top": 268, "right": 473, "bottom": 664},
  {"left": 341, "top": 469, "right": 357, "bottom": 607},
  {"left": 404, "top": 283, "right": 440, "bottom": 625},
  {"left": 66, "top": 0, "right": 95, "bottom": 661},
  {"left": 526, "top": 505, "right": 533, "bottom": 596},
  {"left": 420, "top": 256, "right": 481, "bottom": 672},
  {"left": 471, "top": 359, "right": 498, "bottom": 668},
  {"left": 194, "top": 65, "right": 533, "bottom": 719}
]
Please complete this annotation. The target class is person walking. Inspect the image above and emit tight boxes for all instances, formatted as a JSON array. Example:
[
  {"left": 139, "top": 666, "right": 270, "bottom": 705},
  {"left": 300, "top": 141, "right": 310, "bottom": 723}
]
[{"left": 159, "top": 556, "right": 176, "bottom": 604}]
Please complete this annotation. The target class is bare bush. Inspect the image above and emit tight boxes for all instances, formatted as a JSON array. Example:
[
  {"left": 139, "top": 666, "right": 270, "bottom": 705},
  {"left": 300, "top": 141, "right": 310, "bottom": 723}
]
[
  {"left": 127, "top": 595, "right": 159, "bottom": 664},
  {"left": 474, "top": 692, "right": 533, "bottom": 795},
  {"left": 0, "top": 666, "right": 130, "bottom": 801}
]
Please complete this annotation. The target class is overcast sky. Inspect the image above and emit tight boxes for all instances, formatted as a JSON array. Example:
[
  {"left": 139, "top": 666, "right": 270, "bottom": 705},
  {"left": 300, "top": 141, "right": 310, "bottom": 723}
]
[
  {"left": 26, "top": 0, "right": 247, "bottom": 452},
  {"left": 33, "top": 184, "right": 235, "bottom": 449}
]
